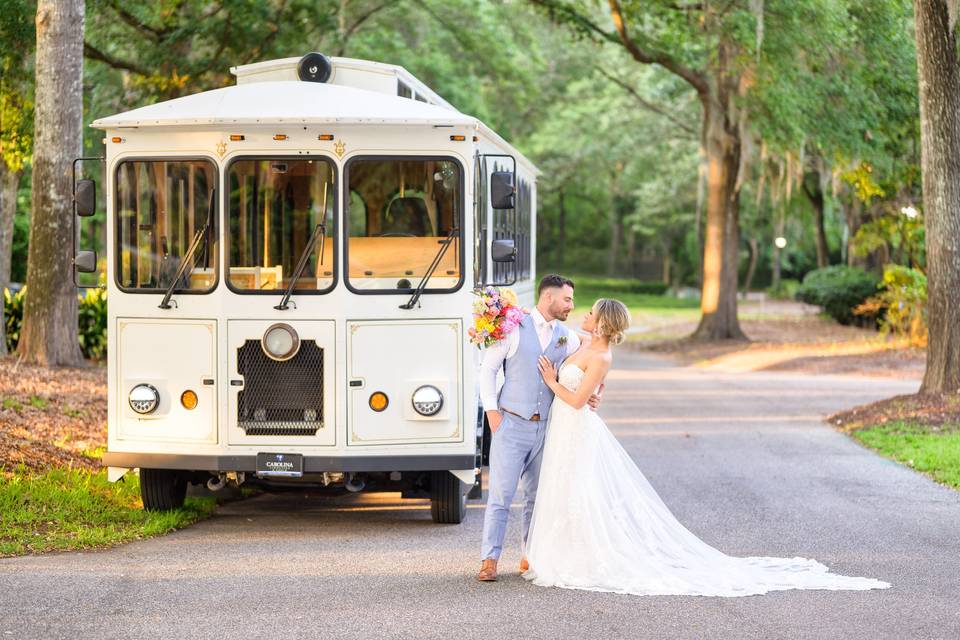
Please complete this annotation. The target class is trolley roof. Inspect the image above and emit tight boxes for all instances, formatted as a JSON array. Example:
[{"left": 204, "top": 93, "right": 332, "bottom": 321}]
[
  {"left": 91, "top": 54, "right": 538, "bottom": 174},
  {"left": 90, "top": 81, "right": 476, "bottom": 129}
]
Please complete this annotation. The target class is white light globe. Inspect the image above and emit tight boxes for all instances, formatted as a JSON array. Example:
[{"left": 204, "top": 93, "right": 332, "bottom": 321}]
[
  {"left": 774, "top": 236, "right": 787, "bottom": 249},
  {"left": 262, "top": 324, "right": 298, "bottom": 360}
]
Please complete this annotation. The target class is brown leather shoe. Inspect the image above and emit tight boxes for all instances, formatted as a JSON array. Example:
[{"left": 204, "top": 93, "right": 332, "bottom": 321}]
[
  {"left": 477, "top": 558, "right": 498, "bottom": 582},
  {"left": 519, "top": 557, "right": 529, "bottom": 572}
]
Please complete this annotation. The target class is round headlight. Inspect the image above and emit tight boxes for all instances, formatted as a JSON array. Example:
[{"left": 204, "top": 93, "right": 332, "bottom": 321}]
[
  {"left": 262, "top": 323, "right": 300, "bottom": 361},
  {"left": 411, "top": 385, "right": 443, "bottom": 416},
  {"left": 129, "top": 383, "right": 160, "bottom": 414}
]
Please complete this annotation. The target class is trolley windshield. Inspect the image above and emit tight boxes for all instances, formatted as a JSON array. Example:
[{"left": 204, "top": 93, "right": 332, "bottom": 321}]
[
  {"left": 115, "top": 159, "right": 217, "bottom": 293},
  {"left": 345, "top": 157, "right": 462, "bottom": 293},
  {"left": 227, "top": 158, "right": 336, "bottom": 293}
]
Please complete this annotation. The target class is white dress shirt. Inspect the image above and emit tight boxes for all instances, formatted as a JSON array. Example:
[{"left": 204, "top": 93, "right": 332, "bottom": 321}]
[{"left": 478, "top": 307, "right": 581, "bottom": 412}]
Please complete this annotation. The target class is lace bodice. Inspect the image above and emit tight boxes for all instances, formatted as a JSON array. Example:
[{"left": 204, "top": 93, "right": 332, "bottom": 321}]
[{"left": 558, "top": 362, "right": 586, "bottom": 393}]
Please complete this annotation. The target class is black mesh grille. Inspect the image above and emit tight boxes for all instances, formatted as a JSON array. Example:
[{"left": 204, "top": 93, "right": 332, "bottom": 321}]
[{"left": 237, "top": 339, "right": 324, "bottom": 436}]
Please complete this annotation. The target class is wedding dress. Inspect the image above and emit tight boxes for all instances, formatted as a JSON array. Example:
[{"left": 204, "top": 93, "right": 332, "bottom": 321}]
[{"left": 523, "top": 362, "right": 890, "bottom": 597}]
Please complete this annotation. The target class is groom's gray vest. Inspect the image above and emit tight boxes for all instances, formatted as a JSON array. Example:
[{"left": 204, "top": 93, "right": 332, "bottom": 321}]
[{"left": 498, "top": 313, "right": 569, "bottom": 420}]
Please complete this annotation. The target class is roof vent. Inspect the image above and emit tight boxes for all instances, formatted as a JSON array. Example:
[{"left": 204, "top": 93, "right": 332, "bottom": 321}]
[{"left": 297, "top": 52, "right": 332, "bottom": 83}]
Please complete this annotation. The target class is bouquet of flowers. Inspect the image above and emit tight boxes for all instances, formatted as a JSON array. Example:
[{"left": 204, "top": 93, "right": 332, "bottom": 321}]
[{"left": 468, "top": 286, "right": 525, "bottom": 348}]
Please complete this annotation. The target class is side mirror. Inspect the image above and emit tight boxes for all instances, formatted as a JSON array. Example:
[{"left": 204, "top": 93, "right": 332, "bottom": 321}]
[
  {"left": 490, "top": 171, "right": 515, "bottom": 210},
  {"left": 75, "top": 250, "right": 97, "bottom": 274},
  {"left": 75, "top": 179, "right": 96, "bottom": 217},
  {"left": 491, "top": 239, "right": 516, "bottom": 263}
]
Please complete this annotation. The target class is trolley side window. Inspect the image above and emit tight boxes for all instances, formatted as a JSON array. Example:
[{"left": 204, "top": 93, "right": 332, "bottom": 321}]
[
  {"left": 115, "top": 159, "right": 217, "bottom": 293},
  {"left": 226, "top": 158, "right": 336, "bottom": 293},
  {"left": 345, "top": 157, "right": 463, "bottom": 293}
]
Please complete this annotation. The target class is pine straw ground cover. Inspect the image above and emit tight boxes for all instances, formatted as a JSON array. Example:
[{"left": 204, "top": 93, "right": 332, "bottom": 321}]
[{"left": 0, "top": 357, "right": 215, "bottom": 557}]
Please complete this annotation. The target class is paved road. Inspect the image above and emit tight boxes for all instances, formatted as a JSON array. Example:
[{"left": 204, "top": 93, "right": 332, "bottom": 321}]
[{"left": 3, "top": 351, "right": 959, "bottom": 639}]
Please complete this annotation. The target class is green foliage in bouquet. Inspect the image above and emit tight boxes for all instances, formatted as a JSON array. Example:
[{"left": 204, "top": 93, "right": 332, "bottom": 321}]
[
  {"left": 796, "top": 266, "right": 879, "bottom": 325},
  {"left": 855, "top": 265, "right": 927, "bottom": 346}
]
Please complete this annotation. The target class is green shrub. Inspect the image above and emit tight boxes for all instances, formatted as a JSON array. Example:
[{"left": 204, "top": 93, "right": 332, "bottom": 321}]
[
  {"left": 3, "top": 286, "right": 108, "bottom": 359},
  {"left": 795, "top": 266, "right": 879, "bottom": 325},
  {"left": 765, "top": 278, "right": 800, "bottom": 300},
  {"left": 78, "top": 287, "right": 108, "bottom": 359},
  {"left": 3, "top": 287, "right": 24, "bottom": 353},
  {"left": 855, "top": 265, "right": 927, "bottom": 346}
]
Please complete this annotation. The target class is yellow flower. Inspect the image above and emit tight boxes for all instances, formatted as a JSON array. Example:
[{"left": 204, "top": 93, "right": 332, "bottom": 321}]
[{"left": 500, "top": 288, "right": 518, "bottom": 307}]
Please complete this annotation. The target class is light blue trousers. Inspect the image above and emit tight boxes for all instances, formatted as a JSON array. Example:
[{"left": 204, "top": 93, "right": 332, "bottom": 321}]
[{"left": 480, "top": 411, "right": 547, "bottom": 561}]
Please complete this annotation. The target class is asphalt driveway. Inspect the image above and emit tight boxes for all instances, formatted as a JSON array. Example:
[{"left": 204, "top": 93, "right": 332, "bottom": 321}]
[{"left": 2, "top": 350, "right": 957, "bottom": 639}]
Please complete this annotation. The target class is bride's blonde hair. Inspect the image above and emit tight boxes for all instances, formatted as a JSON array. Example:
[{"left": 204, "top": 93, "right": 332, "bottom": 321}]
[{"left": 593, "top": 298, "right": 630, "bottom": 345}]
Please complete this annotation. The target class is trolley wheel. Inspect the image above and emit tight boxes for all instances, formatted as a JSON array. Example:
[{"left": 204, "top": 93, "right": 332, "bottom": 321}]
[
  {"left": 140, "top": 468, "right": 188, "bottom": 511},
  {"left": 430, "top": 471, "right": 466, "bottom": 524}
]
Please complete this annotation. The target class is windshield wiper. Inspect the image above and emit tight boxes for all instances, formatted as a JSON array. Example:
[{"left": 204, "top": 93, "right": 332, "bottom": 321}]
[
  {"left": 400, "top": 226, "right": 459, "bottom": 310},
  {"left": 159, "top": 188, "right": 215, "bottom": 309},
  {"left": 275, "top": 222, "right": 326, "bottom": 310}
]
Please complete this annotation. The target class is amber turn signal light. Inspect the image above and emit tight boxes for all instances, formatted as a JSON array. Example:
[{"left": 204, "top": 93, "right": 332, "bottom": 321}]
[
  {"left": 369, "top": 392, "right": 389, "bottom": 412},
  {"left": 318, "top": 134, "right": 334, "bottom": 140},
  {"left": 230, "top": 134, "right": 245, "bottom": 141},
  {"left": 273, "top": 134, "right": 288, "bottom": 141},
  {"left": 181, "top": 390, "right": 198, "bottom": 410}
]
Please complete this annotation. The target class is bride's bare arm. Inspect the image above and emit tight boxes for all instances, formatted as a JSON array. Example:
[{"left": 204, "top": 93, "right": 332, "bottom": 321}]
[{"left": 538, "top": 354, "right": 611, "bottom": 410}]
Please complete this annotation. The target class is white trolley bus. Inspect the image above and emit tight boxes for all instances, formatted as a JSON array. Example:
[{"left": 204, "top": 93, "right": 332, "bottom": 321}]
[{"left": 72, "top": 53, "right": 538, "bottom": 523}]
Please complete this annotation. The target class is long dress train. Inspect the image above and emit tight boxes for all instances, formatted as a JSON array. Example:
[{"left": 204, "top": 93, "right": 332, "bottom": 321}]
[{"left": 523, "top": 363, "right": 890, "bottom": 597}]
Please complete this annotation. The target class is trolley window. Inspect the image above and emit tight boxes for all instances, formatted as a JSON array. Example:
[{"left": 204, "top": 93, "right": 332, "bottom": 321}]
[
  {"left": 115, "top": 159, "right": 217, "bottom": 293},
  {"left": 345, "top": 157, "right": 463, "bottom": 293},
  {"left": 226, "top": 158, "right": 336, "bottom": 293}
]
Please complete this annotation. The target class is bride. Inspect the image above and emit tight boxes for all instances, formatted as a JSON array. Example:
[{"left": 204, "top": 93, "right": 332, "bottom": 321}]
[{"left": 524, "top": 298, "right": 890, "bottom": 597}]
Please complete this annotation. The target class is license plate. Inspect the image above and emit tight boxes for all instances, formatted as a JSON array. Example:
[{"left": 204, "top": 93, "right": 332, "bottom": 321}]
[{"left": 256, "top": 452, "right": 303, "bottom": 478}]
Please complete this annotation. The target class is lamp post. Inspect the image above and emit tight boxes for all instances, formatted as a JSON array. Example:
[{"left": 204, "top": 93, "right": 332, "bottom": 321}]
[{"left": 772, "top": 236, "right": 787, "bottom": 292}]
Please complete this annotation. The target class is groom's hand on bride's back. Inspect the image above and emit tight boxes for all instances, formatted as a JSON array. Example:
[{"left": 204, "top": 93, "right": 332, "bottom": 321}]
[
  {"left": 587, "top": 383, "right": 605, "bottom": 411},
  {"left": 486, "top": 410, "right": 504, "bottom": 433}
]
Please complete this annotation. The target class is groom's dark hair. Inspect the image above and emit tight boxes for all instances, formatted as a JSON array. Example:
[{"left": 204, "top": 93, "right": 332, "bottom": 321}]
[{"left": 538, "top": 274, "right": 575, "bottom": 297}]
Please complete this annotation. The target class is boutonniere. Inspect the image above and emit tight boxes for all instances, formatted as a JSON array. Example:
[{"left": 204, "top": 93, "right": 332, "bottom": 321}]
[{"left": 556, "top": 335, "right": 568, "bottom": 348}]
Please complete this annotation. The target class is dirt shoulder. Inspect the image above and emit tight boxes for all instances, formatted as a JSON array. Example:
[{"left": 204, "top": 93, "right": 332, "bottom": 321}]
[
  {"left": 0, "top": 357, "right": 107, "bottom": 471},
  {"left": 631, "top": 300, "right": 925, "bottom": 380}
]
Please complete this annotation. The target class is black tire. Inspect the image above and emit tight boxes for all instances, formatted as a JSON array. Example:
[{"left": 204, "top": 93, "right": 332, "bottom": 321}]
[
  {"left": 140, "top": 468, "right": 188, "bottom": 511},
  {"left": 430, "top": 471, "right": 466, "bottom": 524}
]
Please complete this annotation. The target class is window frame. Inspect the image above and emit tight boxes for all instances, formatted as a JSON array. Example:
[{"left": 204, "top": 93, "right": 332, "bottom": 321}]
[
  {"left": 113, "top": 156, "right": 220, "bottom": 295},
  {"left": 343, "top": 154, "right": 466, "bottom": 296},
  {"left": 223, "top": 154, "right": 340, "bottom": 296}
]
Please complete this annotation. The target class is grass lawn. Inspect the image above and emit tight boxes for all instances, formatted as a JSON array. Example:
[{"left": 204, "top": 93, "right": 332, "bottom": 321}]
[
  {"left": 851, "top": 421, "right": 960, "bottom": 490},
  {"left": 570, "top": 276, "right": 698, "bottom": 311},
  {"left": 0, "top": 466, "right": 216, "bottom": 557}
]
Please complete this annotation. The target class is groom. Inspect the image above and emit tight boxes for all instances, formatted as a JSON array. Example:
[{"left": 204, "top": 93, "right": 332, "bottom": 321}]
[{"left": 476, "top": 274, "right": 601, "bottom": 581}]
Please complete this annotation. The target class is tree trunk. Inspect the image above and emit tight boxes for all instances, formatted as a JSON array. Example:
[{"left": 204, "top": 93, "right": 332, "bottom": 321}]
[
  {"left": 18, "top": 0, "right": 85, "bottom": 366},
  {"left": 743, "top": 236, "right": 759, "bottom": 298},
  {"left": 625, "top": 226, "right": 637, "bottom": 277},
  {"left": 0, "top": 164, "right": 20, "bottom": 288},
  {"left": 845, "top": 197, "right": 867, "bottom": 268},
  {"left": 914, "top": 0, "right": 960, "bottom": 393},
  {"left": 803, "top": 169, "right": 830, "bottom": 268},
  {"left": 0, "top": 164, "right": 22, "bottom": 356},
  {"left": 692, "top": 71, "right": 746, "bottom": 340},
  {"left": 557, "top": 187, "right": 566, "bottom": 271},
  {"left": 607, "top": 193, "right": 624, "bottom": 276}
]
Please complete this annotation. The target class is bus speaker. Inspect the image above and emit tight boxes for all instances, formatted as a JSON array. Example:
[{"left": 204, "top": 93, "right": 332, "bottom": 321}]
[{"left": 298, "top": 52, "right": 332, "bottom": 83}]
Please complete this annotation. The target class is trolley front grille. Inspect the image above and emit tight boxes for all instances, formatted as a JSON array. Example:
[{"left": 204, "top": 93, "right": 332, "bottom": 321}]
[{"left": 237, "top": 339, "right": 324, "bottom": 436}]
